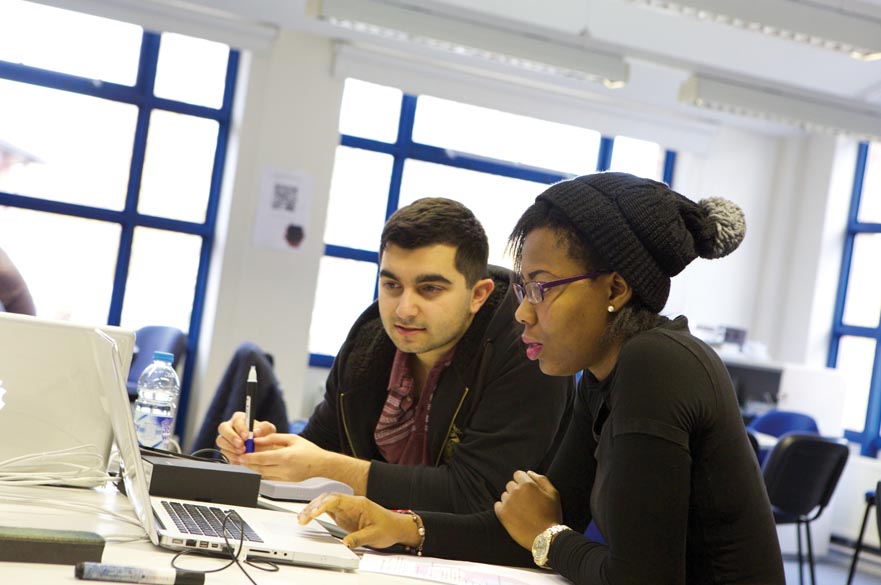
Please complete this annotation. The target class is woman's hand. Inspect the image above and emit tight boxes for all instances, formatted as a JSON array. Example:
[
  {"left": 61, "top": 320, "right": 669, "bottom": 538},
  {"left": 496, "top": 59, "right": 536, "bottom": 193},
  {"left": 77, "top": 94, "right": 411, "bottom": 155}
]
[
  {"left": 298, "top": 493, "right": 421, "bottom": 551},
  {"left": 493, "top": 470, "right": 563, "bottom": 549}
]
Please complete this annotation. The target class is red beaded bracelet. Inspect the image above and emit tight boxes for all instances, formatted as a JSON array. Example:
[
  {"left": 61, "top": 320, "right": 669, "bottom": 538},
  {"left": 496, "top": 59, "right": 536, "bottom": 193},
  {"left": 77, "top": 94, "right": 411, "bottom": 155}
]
[{"left": 393, "top": 509, "right": 425, "bottom": 556}]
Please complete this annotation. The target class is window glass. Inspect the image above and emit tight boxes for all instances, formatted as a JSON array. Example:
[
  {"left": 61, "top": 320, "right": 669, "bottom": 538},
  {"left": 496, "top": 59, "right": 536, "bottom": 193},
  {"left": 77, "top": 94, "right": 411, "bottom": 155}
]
[
  {"left": 857, "top": 141, "right": 881, "bottom": 223},
  {"left": 0, "top": 0, "right": 141, "bottom": 85},
  {"left": 121, "top": 227, "right": 201, "bottom": 332},
  {"left": 338, "top": 79, "right": 402, "bottom": 143},
  {"left": 323, "top": 146, "right": 394, "bottom": 250},
  {"left": 308, "top": 257, "right": 378, "bottom": 356},
  {"left": 609, "top": 136, "right": 663, "bottom": 180},
  {"left": 139, "top": 110, "right": 218, "bottom": 223},
  {"left": 399, "top": 161, "right": 546, "bottom": 268},
  {"left": 0, "top": 207, "right": 118, "bottom": 324},
  {"left": 842, "top": 233, "right": 881, "bottom": 328},
  {"left": 0, "top": 79, "right": 136, "bottom": 209},
  {"left": 413, "top": 95, "right": 600, "bottom": 174},
  {"left": 836, "top": 335, "right": 876, "bottom": 432},
  {"left": 154, "top": 33, "right": 229, "bottom": 109}
]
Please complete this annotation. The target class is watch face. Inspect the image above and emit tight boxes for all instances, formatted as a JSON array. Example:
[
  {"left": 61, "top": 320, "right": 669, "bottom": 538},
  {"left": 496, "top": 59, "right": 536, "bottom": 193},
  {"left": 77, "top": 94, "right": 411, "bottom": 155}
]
[{"left": 532, "top": 532, "right": 551, "bottom": 565}]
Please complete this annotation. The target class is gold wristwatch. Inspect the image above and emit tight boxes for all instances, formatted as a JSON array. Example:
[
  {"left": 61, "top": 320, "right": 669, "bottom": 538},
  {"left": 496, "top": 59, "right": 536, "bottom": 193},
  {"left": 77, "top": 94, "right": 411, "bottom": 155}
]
[{"left": 531, "top": 524, "right": 571, "bottom": 568}]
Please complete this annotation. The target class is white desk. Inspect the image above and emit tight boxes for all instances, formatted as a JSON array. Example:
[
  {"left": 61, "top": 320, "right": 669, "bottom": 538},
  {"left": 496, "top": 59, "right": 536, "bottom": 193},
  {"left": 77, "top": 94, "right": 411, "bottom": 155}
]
[{"left": 0, "top": 484, "right": 560, "bottom": 585}]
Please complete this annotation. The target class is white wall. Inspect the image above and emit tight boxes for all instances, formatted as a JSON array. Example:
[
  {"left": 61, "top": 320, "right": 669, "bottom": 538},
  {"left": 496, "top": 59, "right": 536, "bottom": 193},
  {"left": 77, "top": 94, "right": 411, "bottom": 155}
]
[
  {"left": 185, "top": 30, "right": 343, "bottom": 446},
  {"left": 666, "top": 127, "right": 781, "bottom": 332}
]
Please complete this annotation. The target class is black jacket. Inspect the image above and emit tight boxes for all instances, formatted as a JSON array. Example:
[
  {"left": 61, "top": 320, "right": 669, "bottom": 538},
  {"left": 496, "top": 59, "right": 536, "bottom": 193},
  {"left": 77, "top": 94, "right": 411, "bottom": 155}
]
[
  {"left": 300, "top": 266, "right": 574, "bottom": 513},
  {"left": 419, "top": 318, "right": 785, "bottom": 585}
]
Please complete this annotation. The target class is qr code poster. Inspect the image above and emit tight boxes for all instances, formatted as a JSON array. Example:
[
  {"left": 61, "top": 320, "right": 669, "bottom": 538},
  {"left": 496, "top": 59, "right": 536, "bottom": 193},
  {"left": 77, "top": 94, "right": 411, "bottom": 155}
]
[{"left": 254, "top": 167, "right": 313, "bottom": 251}]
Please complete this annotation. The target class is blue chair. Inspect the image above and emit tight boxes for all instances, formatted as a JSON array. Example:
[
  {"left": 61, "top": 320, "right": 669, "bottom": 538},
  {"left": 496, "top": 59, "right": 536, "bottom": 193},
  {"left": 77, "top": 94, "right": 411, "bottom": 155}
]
[
  {"left": 126, "top": 326, "right": 187, "bottom": 399},
  {"left": 748, "top": 410, "right": 820, "bottom": 437},
  {"left": 748, "top": 410, "right": 819, "bottom": 465}
]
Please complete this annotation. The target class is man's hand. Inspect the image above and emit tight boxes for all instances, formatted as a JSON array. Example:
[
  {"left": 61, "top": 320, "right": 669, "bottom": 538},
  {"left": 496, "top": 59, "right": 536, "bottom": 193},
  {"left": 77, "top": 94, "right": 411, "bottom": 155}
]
[
  {"left": 240, "top": 433, "right": 330, "bottom": 482},
  {"left": 218, "top": 421, "right": 370, "bottom": 494},
  {"left": 298, "top": 493, "right": 421, "bottom": 551},
  {"left": 216, "top": 411, "right": 276, "bottom": 464},
  {"left": 493, "top": 470, "right": 563, "bottom": 549}
]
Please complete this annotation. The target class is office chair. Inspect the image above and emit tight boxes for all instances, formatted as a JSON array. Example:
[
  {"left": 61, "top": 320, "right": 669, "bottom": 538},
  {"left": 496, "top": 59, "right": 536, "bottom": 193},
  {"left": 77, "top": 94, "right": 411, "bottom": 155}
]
[
  {"left": 126, "top": 326, "right": 187, "bottom": 399},
  {"left": 748, "top": 410, "right": 819, "bottom": 464},
  {"left": 746, "top": 430, "right": 761, "bottom": 461},
  {"left": 748, "top": 409, "right": 820, "bottom": 437},
  {"left": 845, "top": 480, "right": 881, "bottom": 585},
  {"left": 763, "top": 433, "right": 849, "bottom": 585}
]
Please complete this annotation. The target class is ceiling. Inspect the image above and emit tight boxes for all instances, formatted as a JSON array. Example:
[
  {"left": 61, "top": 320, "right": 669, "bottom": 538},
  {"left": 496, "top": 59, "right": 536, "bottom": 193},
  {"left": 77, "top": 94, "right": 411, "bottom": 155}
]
[{"left": 41, "top": 0, "right": 881, "bottom": 139}]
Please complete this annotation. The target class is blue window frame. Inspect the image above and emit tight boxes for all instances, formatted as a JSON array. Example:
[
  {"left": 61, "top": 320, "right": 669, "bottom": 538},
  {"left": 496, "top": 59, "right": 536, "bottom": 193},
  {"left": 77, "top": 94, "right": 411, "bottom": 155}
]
[
  {"left": 0, "top": 31, "right": 239, "bottom": 439},
  {"left": 828, "top": 141, "right": 881, "bottom": 456},
  {"left": 309, "top": 90, "right": 677, "bottom": 369}
]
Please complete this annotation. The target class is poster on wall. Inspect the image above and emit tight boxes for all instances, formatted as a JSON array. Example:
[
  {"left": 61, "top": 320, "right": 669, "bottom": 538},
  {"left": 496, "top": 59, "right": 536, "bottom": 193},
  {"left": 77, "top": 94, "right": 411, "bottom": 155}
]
[{"left": 253, "top": 167, "right": 313, "bottom": 251}]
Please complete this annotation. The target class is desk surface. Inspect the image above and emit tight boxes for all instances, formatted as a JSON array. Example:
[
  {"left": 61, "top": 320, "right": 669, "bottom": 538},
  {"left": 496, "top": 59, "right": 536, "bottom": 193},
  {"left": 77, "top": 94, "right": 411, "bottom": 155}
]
[{"left": 0, "top": 484, "right": 561, "bottom": 585}]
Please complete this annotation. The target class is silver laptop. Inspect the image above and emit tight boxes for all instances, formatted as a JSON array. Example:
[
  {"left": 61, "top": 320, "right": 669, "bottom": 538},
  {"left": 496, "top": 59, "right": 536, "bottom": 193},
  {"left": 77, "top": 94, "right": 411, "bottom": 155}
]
[
  {"left": 0, "top": 312, "right": 135, "bottom": 487},
  {"left": 93, "top": 329, "right": 359, "bottom": 571}
]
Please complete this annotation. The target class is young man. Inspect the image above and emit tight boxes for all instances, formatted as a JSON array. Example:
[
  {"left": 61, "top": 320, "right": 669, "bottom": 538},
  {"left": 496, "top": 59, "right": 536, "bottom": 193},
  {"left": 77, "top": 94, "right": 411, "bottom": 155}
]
[{"left": 217, "top": 198, "right": 573, "bottom": 513}]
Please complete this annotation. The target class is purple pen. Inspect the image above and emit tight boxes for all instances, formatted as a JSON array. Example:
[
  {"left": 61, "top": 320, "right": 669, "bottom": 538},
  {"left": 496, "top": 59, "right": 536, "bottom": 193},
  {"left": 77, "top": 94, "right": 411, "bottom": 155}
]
[{"left": 244, "top": 365, "right": 256, "bottom": 453}]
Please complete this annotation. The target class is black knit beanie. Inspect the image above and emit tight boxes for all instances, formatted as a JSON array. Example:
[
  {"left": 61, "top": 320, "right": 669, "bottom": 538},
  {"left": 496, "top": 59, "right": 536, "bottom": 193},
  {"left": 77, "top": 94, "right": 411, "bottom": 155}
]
[{"left": 536, "top": 172, "right": 746, "bottom": 313}]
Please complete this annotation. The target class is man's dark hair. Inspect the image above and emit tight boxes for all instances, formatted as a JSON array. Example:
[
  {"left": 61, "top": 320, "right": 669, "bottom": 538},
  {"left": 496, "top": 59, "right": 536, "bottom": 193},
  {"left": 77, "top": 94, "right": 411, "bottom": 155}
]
[{"left": 381, "top": 198, "right": 489, "bottom": 286}]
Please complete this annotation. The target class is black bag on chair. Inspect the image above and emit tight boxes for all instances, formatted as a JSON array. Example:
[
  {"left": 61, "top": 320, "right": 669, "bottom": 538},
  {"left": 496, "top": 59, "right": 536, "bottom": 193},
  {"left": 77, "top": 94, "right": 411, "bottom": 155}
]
[{"left": 191, "top": 342, "right": 289, "bottom": 456}]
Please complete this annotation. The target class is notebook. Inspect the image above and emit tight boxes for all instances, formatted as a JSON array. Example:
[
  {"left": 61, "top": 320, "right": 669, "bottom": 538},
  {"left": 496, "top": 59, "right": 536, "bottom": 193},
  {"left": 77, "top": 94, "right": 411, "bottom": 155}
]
[
  {"left": 0, "top": 312, "right": 135, "bottom": 487},
  {"left": 93, "top": 329, "right": 359, "bottom": 571}
]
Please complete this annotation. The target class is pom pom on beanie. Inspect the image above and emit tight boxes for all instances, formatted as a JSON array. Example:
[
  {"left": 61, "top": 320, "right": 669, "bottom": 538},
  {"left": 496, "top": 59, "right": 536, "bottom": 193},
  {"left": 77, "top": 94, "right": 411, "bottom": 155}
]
[{"left": 536, "top": 172, "right": 745, "bottom": 313}]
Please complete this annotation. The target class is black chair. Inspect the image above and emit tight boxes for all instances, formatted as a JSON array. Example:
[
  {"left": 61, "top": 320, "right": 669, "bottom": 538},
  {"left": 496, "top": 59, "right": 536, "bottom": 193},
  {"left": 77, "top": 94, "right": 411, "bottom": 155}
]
[
  {"left": 763, "top": 433, "right": 849, "bottom": 585},
  {"left": 126, "top": 325, "right": 187, "bottom": 399},
  {"left": 845, "top": 480, "right": 881, "bottom": 585},
  {"left": 746, "top": 429, "right": 761, "bottom": 461}
]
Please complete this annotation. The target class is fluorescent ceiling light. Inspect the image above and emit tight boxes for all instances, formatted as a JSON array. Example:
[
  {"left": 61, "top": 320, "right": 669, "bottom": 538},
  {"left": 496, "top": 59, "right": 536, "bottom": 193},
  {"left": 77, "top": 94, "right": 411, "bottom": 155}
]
[
  {"left": 319, "top": 0, "right": 629, "bottom": 88},
  {"left": 625, "top": 0, "right": 881, "bottom": 61},
  {"left": 679, "top": 75, "right": 881, "bottom": 140}
]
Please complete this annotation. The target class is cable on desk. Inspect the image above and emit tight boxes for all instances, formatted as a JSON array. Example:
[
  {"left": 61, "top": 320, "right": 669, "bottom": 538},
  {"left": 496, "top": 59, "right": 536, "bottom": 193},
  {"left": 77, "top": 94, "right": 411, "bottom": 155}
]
[
  {"left": 0, "top": 488, "right": 144, "bottom": 530},
  {"left": 0, "top": 445, "right": 113, "bottom": 487},
  {"left": 167, "top": 510, "right": 279, "bottom": 585}
]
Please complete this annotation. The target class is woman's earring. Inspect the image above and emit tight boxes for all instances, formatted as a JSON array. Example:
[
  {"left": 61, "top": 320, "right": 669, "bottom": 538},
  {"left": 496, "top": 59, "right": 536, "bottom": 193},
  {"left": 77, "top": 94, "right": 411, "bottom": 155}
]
[{"left": 607, "top": 305, "right": 615, "bottom": 313}]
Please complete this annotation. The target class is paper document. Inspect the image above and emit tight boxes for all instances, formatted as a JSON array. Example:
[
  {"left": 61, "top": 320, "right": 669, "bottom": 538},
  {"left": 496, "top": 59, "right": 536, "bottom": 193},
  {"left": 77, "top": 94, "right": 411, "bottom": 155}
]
[{"left": 359, "top": 553, "right": 569, "bottom": 585}]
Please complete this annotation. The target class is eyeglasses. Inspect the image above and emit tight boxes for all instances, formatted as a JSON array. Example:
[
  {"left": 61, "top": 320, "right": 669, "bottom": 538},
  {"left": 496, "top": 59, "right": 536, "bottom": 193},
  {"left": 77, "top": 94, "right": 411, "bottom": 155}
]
[{"left": 513, "top": 270, "right": 610, "bottom": 305}]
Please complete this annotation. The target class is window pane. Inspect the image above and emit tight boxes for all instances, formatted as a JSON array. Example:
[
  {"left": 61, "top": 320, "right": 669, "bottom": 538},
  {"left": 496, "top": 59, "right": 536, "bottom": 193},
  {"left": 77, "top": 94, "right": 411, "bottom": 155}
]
[
  {"left": 842, "top": 233, "right": 881, "bottom": 328},
  {"left": 857, "top": 141, "right": 881, "bottom": 223},
  {"left": 121, "top": 228, "right": 201, "bottom": 332},
  {"left": 0, "top": 79, "right": 136, "bottom": 209},
  {"left": 139, "top": 111, "right": 218, "bottom": 223},
  {"left": 399, "top": 161, "right": 546, "bottom": 267},
  {"left": 836, "top": 336, "right": 876, "bottom": 432},
  {"left": 308, "top": 257, "right": 377, "bottom": 356},
  {"left": 413, "top": 95, "right": 600, "bottom": 174},
  {"left": 323, "top": 146, "right": 394, "bottom": 250},
  {"left": 609, "top": 136, "right": 664, "bottom": 180},
  {"left": 0, "top": 207, "right": 118, "bottom": 324},
  {"left": 0, "top": 0, "right": 141, "bottom": 85},
  {"left": 338, "top": 79, "right": 401, "bottom": 143},
  {"left": 154, "top": 33, "right": 229, "bottom": 109}
]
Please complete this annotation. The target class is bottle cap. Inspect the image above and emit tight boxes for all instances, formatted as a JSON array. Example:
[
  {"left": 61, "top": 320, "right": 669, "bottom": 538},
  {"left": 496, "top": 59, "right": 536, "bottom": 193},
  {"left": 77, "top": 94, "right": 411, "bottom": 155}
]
[{"left": 153, "top": 351, "right": 174, "bottom": 363}]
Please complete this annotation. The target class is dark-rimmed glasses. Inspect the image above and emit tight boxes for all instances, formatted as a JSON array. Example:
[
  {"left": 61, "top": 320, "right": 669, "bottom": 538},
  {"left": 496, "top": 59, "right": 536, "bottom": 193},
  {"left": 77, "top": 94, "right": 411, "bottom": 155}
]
[{"left": 513, "top": 270, "right": 610, "bottom": 305}]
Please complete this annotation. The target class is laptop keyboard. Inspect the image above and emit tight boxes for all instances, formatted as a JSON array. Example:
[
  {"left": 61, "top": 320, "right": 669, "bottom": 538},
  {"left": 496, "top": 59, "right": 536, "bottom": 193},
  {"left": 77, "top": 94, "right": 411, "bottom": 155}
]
[{"left": 161, "top": 501, "right": 264, "bottom": 542}]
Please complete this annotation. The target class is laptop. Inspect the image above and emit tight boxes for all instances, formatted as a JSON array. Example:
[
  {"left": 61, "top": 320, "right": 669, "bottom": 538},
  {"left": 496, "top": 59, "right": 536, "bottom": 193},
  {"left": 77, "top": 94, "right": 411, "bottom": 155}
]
[
  {"left": 0, "top": 312, "right": 135, "bottom": 487},
  {"left": 92, "top": 329, "right": 359, "bottom": 571}
]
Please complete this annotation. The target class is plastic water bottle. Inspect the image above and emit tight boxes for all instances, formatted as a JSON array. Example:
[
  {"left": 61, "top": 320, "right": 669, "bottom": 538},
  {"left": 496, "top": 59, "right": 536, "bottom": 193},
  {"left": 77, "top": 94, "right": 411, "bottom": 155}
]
[{"left": 134, "top": 351, "right": 180, "bottom": 450}]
